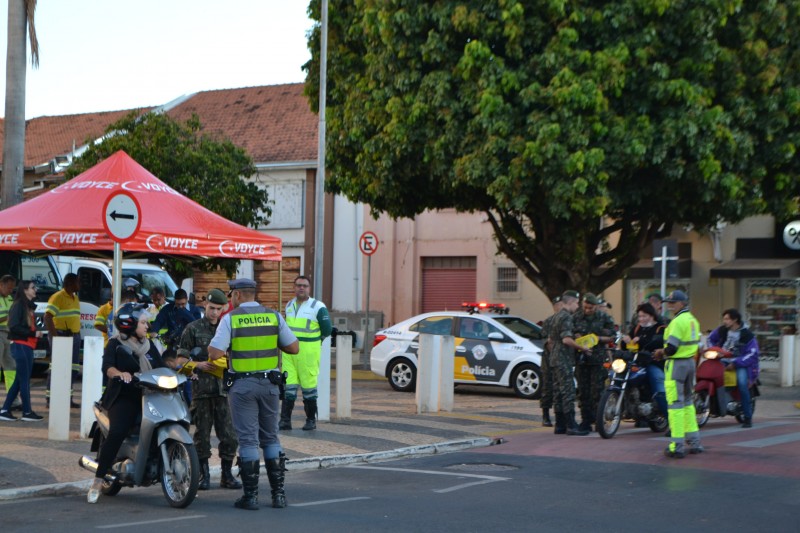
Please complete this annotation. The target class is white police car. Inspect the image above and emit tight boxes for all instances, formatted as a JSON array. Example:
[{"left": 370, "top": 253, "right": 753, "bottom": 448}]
[{"left": 370, "top": 311, "right": 544, "bottom": 399}]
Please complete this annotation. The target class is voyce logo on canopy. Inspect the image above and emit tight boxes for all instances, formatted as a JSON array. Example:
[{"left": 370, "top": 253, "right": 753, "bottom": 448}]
[
  {"left": 146, "top": 234, "right": 199, "bottom": 252},
  {"left": 122, "top": 181, "right": 180, "bottom": 195},
  {"left": 41, "top": 232, "right": 102, "bottom": 249},
  {"left": 218, "top": 240, "right": 275, "bottom": 257}
]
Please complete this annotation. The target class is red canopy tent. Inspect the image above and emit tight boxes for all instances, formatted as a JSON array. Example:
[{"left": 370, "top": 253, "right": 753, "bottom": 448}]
[{"left": 0, "top": 150, "right": 281, "bottom": 261}]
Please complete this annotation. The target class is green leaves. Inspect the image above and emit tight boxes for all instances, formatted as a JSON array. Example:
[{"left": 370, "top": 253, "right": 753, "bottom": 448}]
[
  {"left": 306, "top": 0, "right": 800, "bottom": 296},
  {"left": 65, "top": 112, "right": 268, "bottom": 280}
]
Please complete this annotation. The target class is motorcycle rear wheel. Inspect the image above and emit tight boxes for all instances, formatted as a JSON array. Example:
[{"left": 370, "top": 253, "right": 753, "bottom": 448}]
[
  {"left": 94, "top": 433, "right": 122, "bottom": 496},
  {"left": 694, "top": 390, "right": 710, "bottom": 428},
  {"left": 160, "top": 440, "right": 199, "bottom": 508},
  {"left": 597, "top": 389, "right": 622, "bottom": 439}
]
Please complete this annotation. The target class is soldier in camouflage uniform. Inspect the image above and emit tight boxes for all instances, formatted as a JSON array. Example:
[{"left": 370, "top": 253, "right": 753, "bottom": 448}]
[
  {"left": 178, "top": 289, "right": 241, "bottom": 491},
  {"left": 572, "top": 292, "right": 617, "bottom": 432},
  {"left": 547, "top": 290, "right": 590, "bottom": 436},
  {"left": 538, "top": 296, "right": 562, "bottom": 427}
]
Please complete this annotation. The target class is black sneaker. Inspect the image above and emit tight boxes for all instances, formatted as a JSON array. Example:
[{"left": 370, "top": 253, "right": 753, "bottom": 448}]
[
  {"left": 0, "top": 410, "right": 18, "bottom": 421},
  {"left": 21, "top": 412, "right": 44, "bottom": 422}
]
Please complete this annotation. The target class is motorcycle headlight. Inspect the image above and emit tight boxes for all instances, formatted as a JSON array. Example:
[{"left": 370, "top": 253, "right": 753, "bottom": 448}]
[
  {"left": 611, "top": 359, "right": 627, "bottom": 373},
  {"left": 156, "top": 375, "right": 179, "bottom": 389},
  {"left": 704, "top": 350, "right": 719, "bottom": 360}
]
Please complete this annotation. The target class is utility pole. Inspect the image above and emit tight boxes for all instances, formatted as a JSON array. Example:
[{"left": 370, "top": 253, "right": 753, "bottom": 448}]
[{"left": 313, "top": 0, "right": 328, "bottom": 295}]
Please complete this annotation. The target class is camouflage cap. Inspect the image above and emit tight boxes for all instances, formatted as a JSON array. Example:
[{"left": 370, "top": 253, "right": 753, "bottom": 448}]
[
  {"left": 207, "top": 288, "right": 228, "bottom": 305},
  {"left": 561, "top": 290, "right": 580, "bottom": 300},
  {"left": 583, "top": 292, "right": 600, "bottom": 305}
]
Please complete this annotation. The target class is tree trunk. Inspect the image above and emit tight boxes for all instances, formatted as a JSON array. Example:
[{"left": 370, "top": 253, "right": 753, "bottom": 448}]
[{"left": 2, "top": 0, "right": 28, "bottom": 209}]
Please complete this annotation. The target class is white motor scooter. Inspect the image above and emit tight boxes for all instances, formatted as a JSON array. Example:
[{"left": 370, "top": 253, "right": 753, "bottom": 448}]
[{"left": 79, "top": 347, "right": 199, "bottom": 508}]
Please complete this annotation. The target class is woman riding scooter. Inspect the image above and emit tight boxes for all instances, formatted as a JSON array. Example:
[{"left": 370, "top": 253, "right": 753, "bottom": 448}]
[
  {"left": 88, "top": 303, "right": 165, "bottom": 503},
  {"left": 706, "top": 308, "right": 759, "bottom": 428},
  {"left": 621, "top": 303, "right": 668, "bottom": 421}
]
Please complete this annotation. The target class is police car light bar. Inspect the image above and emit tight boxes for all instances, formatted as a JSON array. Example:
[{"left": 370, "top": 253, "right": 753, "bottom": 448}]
[{"left": 461, "top": 302, "right": 510, "bottom": 315}]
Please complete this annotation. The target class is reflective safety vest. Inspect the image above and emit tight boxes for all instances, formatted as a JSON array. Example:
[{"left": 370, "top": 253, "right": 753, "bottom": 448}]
[
  {"left": 229, "top": 304, "right": 280, "bottom": 373},
  {"left": 0, "top": 294, "right": 12, "bottom": 332},
  {"left": 285, "top": 298, "right": 323, "bottom": 357},
  {"left": 663, "top": 308, "right": 701, "bottom": 359}
]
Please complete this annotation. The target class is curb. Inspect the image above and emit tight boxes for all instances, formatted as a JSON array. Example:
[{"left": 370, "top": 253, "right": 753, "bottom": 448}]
[{"left": 0, "top": 437, "right": 494, "bottom": 502}]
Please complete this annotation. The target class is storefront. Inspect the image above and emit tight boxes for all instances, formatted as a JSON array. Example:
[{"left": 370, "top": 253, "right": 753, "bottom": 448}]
[{"left": 710, "top": 220, "right": 800, "bottom": 367}]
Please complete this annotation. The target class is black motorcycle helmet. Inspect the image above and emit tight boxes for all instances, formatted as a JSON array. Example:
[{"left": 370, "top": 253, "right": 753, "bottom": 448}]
[{"left": 114, "top": 303, "right": 150, "bottom": 337}]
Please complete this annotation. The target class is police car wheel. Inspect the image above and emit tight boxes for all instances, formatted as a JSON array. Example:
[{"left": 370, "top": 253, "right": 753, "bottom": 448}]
[
  {"left": 511, "top": 363, "right": 541, "bottom": 400},
  {"left": 388, "top": 358, "right": 416, "bottom": 393}
]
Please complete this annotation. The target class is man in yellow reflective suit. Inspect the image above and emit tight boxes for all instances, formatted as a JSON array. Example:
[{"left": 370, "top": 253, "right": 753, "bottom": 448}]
[
  {"left": 654, "top": 290, "right": 703, "bottom": 458},
  {"left": 279, "top": 276, "right": 331, "bottom": 431}
]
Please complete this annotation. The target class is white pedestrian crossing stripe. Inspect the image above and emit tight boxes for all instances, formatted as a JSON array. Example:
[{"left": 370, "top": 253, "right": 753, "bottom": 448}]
[{"left": 731, "top": 432, "right": 800, "bottom": 448}]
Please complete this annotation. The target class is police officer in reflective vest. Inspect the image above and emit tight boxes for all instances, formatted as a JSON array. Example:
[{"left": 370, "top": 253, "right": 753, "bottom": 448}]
[
  {"left": 654, "top": 290, "right": 704, "bottom": 458},
  {"left": 208, "top": 278, "right": 299, "bottom": 510},
  {"left": 279, "top": 275, "right": 331, "bottom": 431}
]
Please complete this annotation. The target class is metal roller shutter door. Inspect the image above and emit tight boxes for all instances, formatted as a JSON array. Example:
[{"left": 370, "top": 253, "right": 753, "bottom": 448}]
[{"left": 421, "top": 267, "right": 476, "bottom": 312}]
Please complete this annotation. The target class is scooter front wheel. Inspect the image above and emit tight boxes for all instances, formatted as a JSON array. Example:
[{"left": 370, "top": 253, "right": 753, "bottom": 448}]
[
  {"left": 694, "top": 390, "right": 710, "bottom": 428},
  {"left": 597, "top": 389, "right": 622, "bottom": 439},
  {"left": 160, "top": 440, "right": 199, "bottom": 508}
]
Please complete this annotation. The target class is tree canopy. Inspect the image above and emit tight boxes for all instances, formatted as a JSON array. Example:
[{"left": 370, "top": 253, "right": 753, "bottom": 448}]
[
  {"left": 305, "top": 0, "right": 800, "bottom": 297},
  {"left": 66, "top": 111, "right": 269, "bottom": 281}
]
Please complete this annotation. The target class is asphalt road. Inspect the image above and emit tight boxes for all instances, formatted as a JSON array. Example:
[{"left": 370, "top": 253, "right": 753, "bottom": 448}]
[{"left": 3, "top": 448, "right": 797, "bottom": 533}]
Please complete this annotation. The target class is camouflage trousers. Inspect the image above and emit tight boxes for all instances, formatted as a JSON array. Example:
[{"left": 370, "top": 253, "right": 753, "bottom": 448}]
[
  {"left": 576, "top": 364, "right": 607, "bottom": 423},
  {"left": 539, "top": 349, "right": 553, "bottom": 410},
  {"left": 191, "top": 396, "right": 239, "bottom": 461},
  {"left": 549, "top": 351, "right": 576, "bottom": 414}
]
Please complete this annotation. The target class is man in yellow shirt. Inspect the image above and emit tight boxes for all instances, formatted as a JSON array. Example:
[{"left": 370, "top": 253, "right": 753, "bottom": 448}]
[
  {"left": 93, "top": 289, "right": 113, "bottom": 347},
  {"left": 44, "top": 273, "right": 82, "bottom": 408},
  {"left": 0, "top": 275, "right": 17, "bottom": 406},
  {"left": 94, "top": 287, "right": 138, "bottom": 346}
]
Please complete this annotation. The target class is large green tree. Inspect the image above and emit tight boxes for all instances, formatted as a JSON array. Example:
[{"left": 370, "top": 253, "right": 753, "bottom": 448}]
[
  {"left": 305, "top": 1, "right": 800, "bottom": 297},
  {"left": 66, "top": 111, "right": 270, "bottom": 281}
]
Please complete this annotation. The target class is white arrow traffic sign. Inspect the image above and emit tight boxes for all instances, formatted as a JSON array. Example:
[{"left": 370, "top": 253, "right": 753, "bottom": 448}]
[{"left": 102, "top": 192, "right": 142, "bottom": 243}]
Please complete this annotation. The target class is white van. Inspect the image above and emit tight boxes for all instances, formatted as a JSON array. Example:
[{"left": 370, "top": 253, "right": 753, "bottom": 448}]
[{"left": 55, "top": 257, "right": 181, "bottom": 338}]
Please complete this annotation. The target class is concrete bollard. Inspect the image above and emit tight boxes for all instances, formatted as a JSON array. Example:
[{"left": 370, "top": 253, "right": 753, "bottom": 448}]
[
  {"left": 779, "top": 335, "right": 796, "bottom": 387},
  {"left": 80, "top": 337, "right": 104, "bottom": 438},
  {"left": 317, "top": 336, "right": 332, "bottom": 422},
  {"left": 794, "top": 335, "right": 800, "bottom": 386},
  {"left": 416, "top": 334, "right": 454, "bottom": 413},
  {"left": 335, "top": 334, "right": 352, "bottom": 419},
  {"left": 48, "top": 337, "right": 72, "bottom": 441}
]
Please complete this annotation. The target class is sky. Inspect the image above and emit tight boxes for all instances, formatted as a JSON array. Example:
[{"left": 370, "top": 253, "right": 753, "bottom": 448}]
[{"left": 0, "top": 0, "right": 315, "bottom": 119}]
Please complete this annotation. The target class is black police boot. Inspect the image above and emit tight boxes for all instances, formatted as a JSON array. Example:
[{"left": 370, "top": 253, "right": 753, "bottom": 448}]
[
  {"left": 279, "top": 399, "right": 294, "bottom": 431},
  {"left": 265, "top": 453, "right": 287, "bottom": 508},
  {"left": 220, "top": 458, "right": 242, "bottom": 489},
  {"left": 302, "top": 399, "right": 317, "bottom": 431},
  {"left": 553, "top": 411, "right": 567, "bottom": 435},
  {"left": 541, "top": 409, "right": 553, "bottom": 427},
  {"left": 198, "top": 459, "right": 210, "bottom": 491},
  {"left": 233, "top": 459, "right": 260, "bottom": 510},
  {"left": 578, "top": 408, "right": 593, "bottom": 432},
  {"left": 566, "top": 411, "right": 590, "bottom": 436}
]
